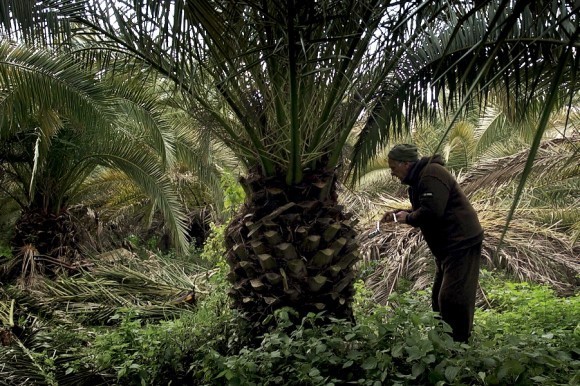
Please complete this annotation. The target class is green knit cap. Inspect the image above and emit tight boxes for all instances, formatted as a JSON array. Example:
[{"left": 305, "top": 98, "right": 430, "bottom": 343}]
[{"left": 388, "top": 144, "right": 419, "bottom": 162}]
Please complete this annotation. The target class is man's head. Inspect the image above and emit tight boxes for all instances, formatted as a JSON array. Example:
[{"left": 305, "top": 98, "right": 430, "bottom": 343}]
[{"left": 388, "top": 143, "right": 418, "bottom": 181}]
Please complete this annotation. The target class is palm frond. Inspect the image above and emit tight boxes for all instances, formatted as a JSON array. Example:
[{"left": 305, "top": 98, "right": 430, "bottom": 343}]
[
  {"left": 461, "top": 135, "right": 579, "bottom": 195},
  {"left": 106, "top": 76, "right": 178, "bottom": 168},
  {"left": 0, "top": 41, "right": 115, "bottom": 138},
  {"left": 90, "top": 140, "right": 188, "bottom": 250},
  {"left": 444, "top": 121, "right": 476, "bottom": 170},
  {"left": 0, "top": 298, "right": 108, "bottom": 386},
  {"left": 0, "top": 0, "right": 83, "bottom": 46},
  {"left": 0, "top": 343, "right": 54, "bottom": 386},
  {"left": 5, "top": 253, "right": 214, "bottom": 326},
  {"left": 0, "top": 299, "right": 15, "bottom": 327},
  {"left": 352, "top": 0, "right": 579, "bottom": 179},
  {"left": 498, "top": 40, "right": 578, "bottom": 252},
  {"left": 479, "top": 208, "right": 579, "bottom": 293},
  {"left": 0, "top": 40, "right": 192, "bottom": 250},
  {"left": 0, "top": 319, "right": 57, "bottom": 386},
  {"left": 361, "top": 225, "right": 434, "bottom": 306}
]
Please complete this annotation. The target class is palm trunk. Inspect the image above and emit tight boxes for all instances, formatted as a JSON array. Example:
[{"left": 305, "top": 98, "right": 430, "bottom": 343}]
[
  {"left": 225, "top": 170, "right": 359, "bottom": 330},
  {"left": 7, "top": 208, "right": 81, "bottom": 285}
]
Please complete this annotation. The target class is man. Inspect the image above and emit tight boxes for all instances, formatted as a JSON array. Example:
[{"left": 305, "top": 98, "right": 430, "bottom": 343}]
[{"left": 381, "top": 143, "right": 484, "bottom": 342}]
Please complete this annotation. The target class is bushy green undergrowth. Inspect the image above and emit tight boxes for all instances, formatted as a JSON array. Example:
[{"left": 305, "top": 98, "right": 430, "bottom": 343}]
[
  {"left": 69, "top": 272, "right": 577, "bottom": 385},
  {"left": 2, "top": 264, "right": 578, "bottom": 386},
  {"left": 0, "top": 244, "right": 11, "bottom": 257},
  {"left": 84, "top": 271, "right": 238, "bottom": 385},
  {"left": 193, "top": 283, "right": 579, "bottom": 386},
  {"left": 477, "top": 270, "right": 579, "bottom": 335}
]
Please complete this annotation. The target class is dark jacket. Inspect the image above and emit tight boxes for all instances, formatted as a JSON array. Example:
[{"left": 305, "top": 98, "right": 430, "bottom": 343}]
[{"left": 403, "top": 155, "right": 483, "bottom": 256}]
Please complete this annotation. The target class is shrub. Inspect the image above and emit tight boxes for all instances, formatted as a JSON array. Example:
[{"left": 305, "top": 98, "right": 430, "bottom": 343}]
[
  {"left": 194, "top": 278, "right": 579, "bottom": 385},
  {"left": 3, "top": 268, "right": 578, "bottom": 385},
  {"left": 83, "top": 271, "right": 241, "bottom": 385}
]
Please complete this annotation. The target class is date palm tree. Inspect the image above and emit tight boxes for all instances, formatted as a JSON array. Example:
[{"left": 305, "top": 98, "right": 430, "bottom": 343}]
[
  {"left": 1, "top": 0, "right": 578, "bottom": 327},
  {"left": 0, "top": 40, "right": 189, "bottom": 283}
]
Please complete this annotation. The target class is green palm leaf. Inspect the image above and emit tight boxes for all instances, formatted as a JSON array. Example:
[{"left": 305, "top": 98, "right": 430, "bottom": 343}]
[{"left": 0, "top": 40, "right": 191, "bottom": 251}]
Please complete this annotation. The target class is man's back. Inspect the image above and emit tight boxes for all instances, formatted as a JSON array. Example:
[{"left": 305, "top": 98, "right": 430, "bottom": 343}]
[{"left": 404, "top": 156, "right": 483, "bottom": 256}]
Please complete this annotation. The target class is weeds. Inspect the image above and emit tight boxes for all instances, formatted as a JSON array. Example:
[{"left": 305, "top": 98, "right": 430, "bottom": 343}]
[{"left": 1, "top": 261, "right": 578, "bottom": 386}]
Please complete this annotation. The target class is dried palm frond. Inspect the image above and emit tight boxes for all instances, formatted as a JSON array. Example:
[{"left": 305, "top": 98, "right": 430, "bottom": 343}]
[
  {"left": 0, "top": 315, "right": 108, "bottom": 386},
  {"left": 0, "top": 309, "right": 61, "bottom": 385},
  {"left": 461, "top": 135, "right": 579, "bottom": 196},
  {"left": 479, "top": 208, "right": 580, "bottom": 294},
  {"left": 4, "top": 253, "right": 216, "bottom": 326},
  {"left": 360, "top": 224, "right": 433, "bottom": 306},
  {"left": 339, "top": 183, "right": 409, "bottom": 225},
  {"left": 0, "top": 339, "right": 55, "bottom": 386},
  {"left": 16, "top": 245, "right": 43, "bottom": 289},
  {"left": 0, "top": 251, "right": 221, "bottom": 383},
  {"left": 0, "top": 298, "right": 16, "bottom": 349},
  {"left": 0, "top": 299, "right": 15, "bottom": 328}
]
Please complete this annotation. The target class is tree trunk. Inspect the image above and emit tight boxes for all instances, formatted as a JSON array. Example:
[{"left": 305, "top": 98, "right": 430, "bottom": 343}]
[
  {"left": 6, "top": 208, "right": 81, "bottom": 285},
  {"left": 225, "top": 170, "right": 359, "bottom": 331}
]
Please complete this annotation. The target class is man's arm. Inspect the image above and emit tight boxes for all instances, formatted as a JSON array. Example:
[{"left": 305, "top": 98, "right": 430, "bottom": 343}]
[{"left": 405, "top": 175, "right": 450, "bottom": 226}]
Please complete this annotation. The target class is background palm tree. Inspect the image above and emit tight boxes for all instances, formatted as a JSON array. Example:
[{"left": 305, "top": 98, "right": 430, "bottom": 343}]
[
  {"left": 0, "top": 41, "right": 191, "bottom": 284},
  {"left": 0, "top": 0, "right": 578, "bottom": 328},
  {"left": 69, "top": 89, "right": 240, "bottom": 253}
]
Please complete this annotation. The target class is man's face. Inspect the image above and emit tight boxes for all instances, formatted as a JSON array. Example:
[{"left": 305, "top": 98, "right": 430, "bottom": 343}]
[{"left": 388, "top": 158, "right": 410, "bottom": 181}]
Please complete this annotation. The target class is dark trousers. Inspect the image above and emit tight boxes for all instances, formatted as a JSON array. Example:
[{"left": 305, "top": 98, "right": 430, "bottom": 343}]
[{"left": 432, "top": 242, "right": 481, "bottom": 343}]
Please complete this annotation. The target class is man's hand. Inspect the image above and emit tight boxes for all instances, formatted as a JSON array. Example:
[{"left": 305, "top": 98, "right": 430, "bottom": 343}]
[
  {"left": 394, "top": 211, "right": 408, "bottom": 223},
  {"left": 380, "top": 210, "right": 397, "bottom": 223},
  {"left": 381, "top": 210, "right": 409, "bottom": 223}
]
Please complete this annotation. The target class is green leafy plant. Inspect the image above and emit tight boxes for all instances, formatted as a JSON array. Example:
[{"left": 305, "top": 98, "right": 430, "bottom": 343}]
[
  {"left": 221, "top": 173, "right": 245, "bottom": 219},
  {"left": 0, "top": 244, "right": 11, "bottom": 257},
  {"left": 2, "top": 260, "right": 578, "bottom": 385},
  {"left": 198, "top": 223, "right": 227, "bottom": 268},
  {"left": 193, "top": 277, "right": 579, "bottom": 385}
]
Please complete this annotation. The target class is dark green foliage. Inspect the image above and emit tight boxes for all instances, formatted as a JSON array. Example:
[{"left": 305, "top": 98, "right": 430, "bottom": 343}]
[
  {"left": 478, "top": 270, "right": 579, "bottom": 334},
  {"left": 79, "top": 264, "right": 248, "bottom": 386},
  {"left": 200, "top": 301, "right": 445, "bottom": 386},
  {"left": 2, "top": 267, "right": 578, "bottom": 386},
  {"left": 78, "top": 275, "right": 579, "bottom": 385},
  {"left": 195, "top": 281, "right": 579, "bottom": 386}
]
